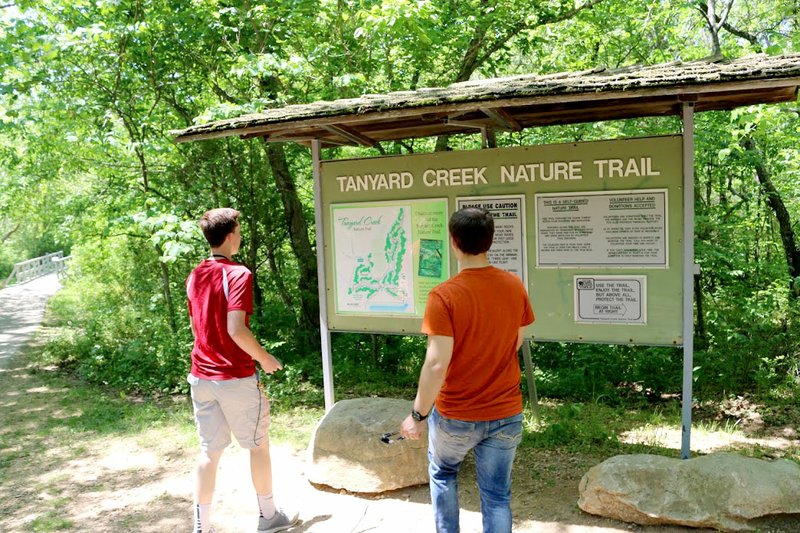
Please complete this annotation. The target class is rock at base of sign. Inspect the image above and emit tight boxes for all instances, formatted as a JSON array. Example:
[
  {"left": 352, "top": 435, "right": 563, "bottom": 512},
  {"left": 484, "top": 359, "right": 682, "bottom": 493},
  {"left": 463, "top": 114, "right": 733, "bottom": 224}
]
[
  {"left": 577, "top": 453, "right": 800, "bottom": 531},
  {"left": 306, "top": 398, "right": 429, "bottom": 493}
]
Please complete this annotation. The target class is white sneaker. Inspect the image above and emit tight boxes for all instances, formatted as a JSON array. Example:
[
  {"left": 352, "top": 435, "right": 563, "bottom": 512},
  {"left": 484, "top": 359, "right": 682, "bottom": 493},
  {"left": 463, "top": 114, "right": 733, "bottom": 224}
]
[{"left": 257, "top": 509, "right": 299, "bottom": 533}]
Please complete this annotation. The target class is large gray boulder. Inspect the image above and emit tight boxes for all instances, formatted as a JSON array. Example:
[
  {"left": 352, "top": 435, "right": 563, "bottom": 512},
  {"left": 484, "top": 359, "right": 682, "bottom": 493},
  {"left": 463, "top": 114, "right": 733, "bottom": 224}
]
[
  {"left": 306, "top": 398, "right": 429, "bottom": 493},
  {"left": 578, "top": 453, "right": 800, "bottom": 531}
]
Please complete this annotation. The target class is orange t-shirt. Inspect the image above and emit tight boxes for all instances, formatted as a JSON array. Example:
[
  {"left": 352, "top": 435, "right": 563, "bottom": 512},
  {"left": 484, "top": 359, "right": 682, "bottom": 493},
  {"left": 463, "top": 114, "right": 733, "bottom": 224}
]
[{"left": 422, "top": 266, "right": 535, "bottom": 421}]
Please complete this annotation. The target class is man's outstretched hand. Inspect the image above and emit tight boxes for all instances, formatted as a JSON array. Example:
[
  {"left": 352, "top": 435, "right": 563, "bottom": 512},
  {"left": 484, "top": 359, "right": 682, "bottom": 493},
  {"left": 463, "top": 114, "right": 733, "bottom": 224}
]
[{"left": 258, "top": 353, "right": 283, "bottom": 374}]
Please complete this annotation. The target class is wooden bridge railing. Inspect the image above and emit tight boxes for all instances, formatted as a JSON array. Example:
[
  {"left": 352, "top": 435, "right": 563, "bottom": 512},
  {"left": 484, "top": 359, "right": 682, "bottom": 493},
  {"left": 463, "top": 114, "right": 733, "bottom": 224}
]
[{"left": 2, "top": 251, "right": 71, "bottom": 288}]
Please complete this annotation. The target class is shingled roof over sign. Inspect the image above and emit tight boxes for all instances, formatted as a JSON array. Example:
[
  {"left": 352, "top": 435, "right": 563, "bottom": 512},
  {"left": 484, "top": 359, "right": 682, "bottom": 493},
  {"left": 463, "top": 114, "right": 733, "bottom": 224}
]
[{"left": 172, "top": 53, "right": 800, "bottom": 147}]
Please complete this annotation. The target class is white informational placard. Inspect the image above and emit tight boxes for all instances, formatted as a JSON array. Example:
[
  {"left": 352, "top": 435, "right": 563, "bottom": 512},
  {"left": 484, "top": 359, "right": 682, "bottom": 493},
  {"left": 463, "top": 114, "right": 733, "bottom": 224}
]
[
  {"left": 574, "top": 275, "right": 647, "bottom": 324},
  {"left": 457, "top": 195, "right": 527, "bottom": 285},
  {"left": 536, "top": 190, "right": 668, "bottom": 267}
]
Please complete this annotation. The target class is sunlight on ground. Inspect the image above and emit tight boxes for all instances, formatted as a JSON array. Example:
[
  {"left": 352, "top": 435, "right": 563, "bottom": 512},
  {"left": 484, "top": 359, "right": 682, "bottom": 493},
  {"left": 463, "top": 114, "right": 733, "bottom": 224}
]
[
  {"left": 25, "top": 386, "right": 64, "bottom": 394},
  {"left": 515, "top": 521, "right": 635, "bottom": 532},
  {"left": 620, "top": 425, "right": 799, "bottom": 455},
  {"left": 41, "top": 440, "right": 149, "bottom": 483},
  {"left": 33, "top": 435, "right": 192, "bottom": 526}
]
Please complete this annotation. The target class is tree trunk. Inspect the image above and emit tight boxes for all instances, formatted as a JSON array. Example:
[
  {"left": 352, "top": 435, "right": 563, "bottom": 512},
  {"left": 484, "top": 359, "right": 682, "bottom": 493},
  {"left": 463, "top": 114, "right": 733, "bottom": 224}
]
[
  {"left": 382, "top": 335, "right": 402, "bottom": 373},
  {"left": 371, "top": 334, "right": 380, "bottom": 366},
  {"left": 248, "top": 211, "right": 263, "bottom": 310},
  {"left": 262, "top": 140, "right": 321, "bottom": 347},
  {"left": 130, "top": 136, "right": 179, "bottom": 334},
  {"left": 706, "top": 0, "right": 722, "bottom": 57},
  {"left": 694, "top": 270, "right": 706, "bottom": 347},
  {"left": 265, "top": 236, "right": 294, "bottom": 309},
  {"left": 742, "top": 136, "right": 800, "bottom": 298},
  {"left": 434, "top": 8, "right": 490, "bottom": 152},
  {"left": 434, "top": 0, "right": 602, "bottom": 152},
  {"left": 244, "top": 144, "right": 264, "bottom": 310},
  {"left": 154, "top": 243, "right": 178, "bottom": 333},
  {"left": 696, "top": 0, "right": 736, "bottom": 59}
]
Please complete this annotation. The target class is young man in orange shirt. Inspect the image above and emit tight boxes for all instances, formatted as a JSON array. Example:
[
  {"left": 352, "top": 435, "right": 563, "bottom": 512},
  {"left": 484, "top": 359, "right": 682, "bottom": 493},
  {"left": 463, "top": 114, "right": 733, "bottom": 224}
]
[{"left": 400, "top": 206, "right": 535, "bottom": 533}]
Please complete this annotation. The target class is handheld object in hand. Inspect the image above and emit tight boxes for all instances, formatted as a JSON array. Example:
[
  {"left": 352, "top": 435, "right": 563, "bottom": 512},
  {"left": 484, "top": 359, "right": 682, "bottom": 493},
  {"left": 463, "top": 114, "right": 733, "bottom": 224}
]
[{"left": 380, "top": 431, "right": 406, "bottom": 444}]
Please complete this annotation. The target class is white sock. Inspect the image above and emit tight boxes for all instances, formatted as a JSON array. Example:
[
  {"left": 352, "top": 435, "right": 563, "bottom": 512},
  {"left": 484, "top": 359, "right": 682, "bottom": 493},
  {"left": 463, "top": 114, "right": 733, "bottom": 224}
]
[
  {"left": 194, "top": 503, "right": 211, "bottom": 533},
  {"left": 258, "top": 493, "right": 276, "bottom": 519}
]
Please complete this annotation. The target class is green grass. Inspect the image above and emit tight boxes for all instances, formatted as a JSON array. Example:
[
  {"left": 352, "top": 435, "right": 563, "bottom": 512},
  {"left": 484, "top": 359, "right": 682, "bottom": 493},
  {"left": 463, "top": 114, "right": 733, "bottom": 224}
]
[
  {"left": 28, "top": 512, "right": 73, "bottom": 532},
  {"left": 24, "top": 495, "right": 72, "bottom": 532},
  {"left": 694, "top": 417, "right": 742, "bottom": 434},
  {"left": 4, "top": 315, "right": 799, "bottom": 529},
  {"left": 271, "top": 406, "right": 326, "bottom": 449},
  {"left": 8, "top": 346, "right": 799, "bottom": 464},
  {"left": 520, "top": 399, "right": 685, "bottom": 456}
]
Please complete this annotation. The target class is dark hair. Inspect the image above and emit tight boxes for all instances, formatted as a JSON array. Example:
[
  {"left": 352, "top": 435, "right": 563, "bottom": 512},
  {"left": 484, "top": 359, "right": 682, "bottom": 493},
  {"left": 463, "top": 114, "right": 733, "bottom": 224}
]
[
  {"left": 199, "top": 208, "right": 240, "bottom": 247},
  {"left": 448, "top": 207, "right": 494, "bottom": 255}
]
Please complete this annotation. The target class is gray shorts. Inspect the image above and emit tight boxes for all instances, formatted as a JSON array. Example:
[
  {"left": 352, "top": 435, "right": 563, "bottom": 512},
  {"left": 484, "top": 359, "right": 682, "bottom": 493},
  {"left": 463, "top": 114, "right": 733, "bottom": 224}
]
[{"left": 187, "top": 373, "right": 270, "bottom": 452}]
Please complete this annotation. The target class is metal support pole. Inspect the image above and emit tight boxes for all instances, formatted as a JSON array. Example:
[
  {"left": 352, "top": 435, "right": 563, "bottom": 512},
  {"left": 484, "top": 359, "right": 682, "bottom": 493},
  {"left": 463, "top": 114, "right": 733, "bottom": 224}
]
[
  {"left": 312, "top": 140, "right": 335, "bottom": 411},
  {"left": 681, "top": 102, "right": 696, "bottom": 459},
  {"left": 521, "top": 341, "right": 540, "bottom": 418}
]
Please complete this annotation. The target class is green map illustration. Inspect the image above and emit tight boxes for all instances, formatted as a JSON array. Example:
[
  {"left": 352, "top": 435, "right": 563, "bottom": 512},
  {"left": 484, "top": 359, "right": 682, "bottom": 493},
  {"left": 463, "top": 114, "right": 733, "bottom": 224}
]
[
  {"left": 418, "top": 239, "right": 443, "bottom": 277},
  {"left": 333, "top": 205, "right": 414, "bottom": 314}
]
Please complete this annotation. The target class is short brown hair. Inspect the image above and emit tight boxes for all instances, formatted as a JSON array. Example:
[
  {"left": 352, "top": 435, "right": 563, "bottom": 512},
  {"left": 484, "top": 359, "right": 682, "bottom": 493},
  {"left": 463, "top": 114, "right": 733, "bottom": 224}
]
[
  {"left": 449, "top": 207, "right": 494, "bottom": 255},
  {"left": 199, "top": 208, "right": 240, "bottom": 247}
]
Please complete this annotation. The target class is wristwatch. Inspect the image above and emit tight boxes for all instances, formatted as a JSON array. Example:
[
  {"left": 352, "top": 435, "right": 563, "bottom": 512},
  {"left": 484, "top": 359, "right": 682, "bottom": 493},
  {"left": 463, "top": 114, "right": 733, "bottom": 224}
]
[{"left": 411, "top": 409, "right": 428, "bottom": 422}]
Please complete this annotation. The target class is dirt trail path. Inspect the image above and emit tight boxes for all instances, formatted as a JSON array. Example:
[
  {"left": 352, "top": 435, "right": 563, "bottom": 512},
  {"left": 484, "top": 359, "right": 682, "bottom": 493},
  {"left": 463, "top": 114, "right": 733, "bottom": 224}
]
[
  {"left": 0, "top": 273, "right": 62, "bottom": 368},
  {"left": 0, "top": 276, "right": 797, "bottom": 532}
]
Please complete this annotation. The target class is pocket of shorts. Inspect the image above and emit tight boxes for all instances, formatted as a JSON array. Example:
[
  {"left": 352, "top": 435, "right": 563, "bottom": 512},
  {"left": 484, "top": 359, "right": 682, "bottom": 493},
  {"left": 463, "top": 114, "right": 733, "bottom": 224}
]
[
  {"left": 234, "top": 374, "right": 259, "bottom": 392},
  {"left": 186, "top": 374, "right": 200, "bottom": 386}
]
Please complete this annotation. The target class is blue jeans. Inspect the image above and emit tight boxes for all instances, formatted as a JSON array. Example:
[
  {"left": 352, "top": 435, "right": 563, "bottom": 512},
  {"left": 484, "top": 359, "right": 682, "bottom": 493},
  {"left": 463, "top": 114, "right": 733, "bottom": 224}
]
[{"left": 427, "top": 408, "right": 523, "bottom": 533}]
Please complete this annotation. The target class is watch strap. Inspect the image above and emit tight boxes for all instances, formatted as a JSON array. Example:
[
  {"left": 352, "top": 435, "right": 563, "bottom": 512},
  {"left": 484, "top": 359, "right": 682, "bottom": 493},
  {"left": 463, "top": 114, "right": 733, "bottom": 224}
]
[{"left": 412, "top": 409, "right": 428, "bottom": 422}]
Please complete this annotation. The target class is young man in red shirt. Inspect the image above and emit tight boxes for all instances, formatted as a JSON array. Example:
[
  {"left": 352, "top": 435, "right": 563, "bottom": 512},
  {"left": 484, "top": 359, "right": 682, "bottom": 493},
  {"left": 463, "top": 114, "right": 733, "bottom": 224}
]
[
  {"left": 400, "top": 207, "right": 535, "bottom": 533},
  {"left": 186, "top": 208, "right": 298, "bottom": 533}
]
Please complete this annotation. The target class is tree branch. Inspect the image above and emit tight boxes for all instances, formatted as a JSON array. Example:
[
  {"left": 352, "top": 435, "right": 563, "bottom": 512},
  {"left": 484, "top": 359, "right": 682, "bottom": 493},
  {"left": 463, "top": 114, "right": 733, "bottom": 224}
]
[
  {"left": 212, "top": 83, "right": 243, "bottom": 105},
  {"left": 1, "top": 223, "right": 20, "bottom": 245},
  {"left": 475, "top": 0, "right": 605, "bottom": 78},
  {"left": 717, "top": 0, "right": 735, "bottom": 29},
  {"left": 438, "top": 0, "right": 605, "bottom": 151},
  {"left": 721, "top": 21, "right": 762, "bottom": 51},
  {"left": 539, "top": 0, "right": 607, "bottom": 26},
  {"left": 694, "top": 0, "right": 737, "bottom": 57}
]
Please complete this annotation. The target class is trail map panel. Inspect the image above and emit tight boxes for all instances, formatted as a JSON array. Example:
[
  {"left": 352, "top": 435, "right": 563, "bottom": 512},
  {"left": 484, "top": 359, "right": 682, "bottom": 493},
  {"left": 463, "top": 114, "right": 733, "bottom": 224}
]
[{"left": 330, "top": 199, "right": 448, "bottom": 317}]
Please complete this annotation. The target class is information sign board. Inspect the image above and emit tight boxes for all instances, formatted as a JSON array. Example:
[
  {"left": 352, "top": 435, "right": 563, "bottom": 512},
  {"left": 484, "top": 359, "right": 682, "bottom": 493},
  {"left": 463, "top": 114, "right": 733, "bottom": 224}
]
[
  {"left": 574, "top": 276, "right": 647, "bottom": 324},
  {"left": 320, "top": 135, "right": 684, "bottom": 344},
  {"left": 457, "top": 195, "right": 527, "bottom": 285},
  {"left": 536, "top": 190, "right": 667, "bottom": 267}
]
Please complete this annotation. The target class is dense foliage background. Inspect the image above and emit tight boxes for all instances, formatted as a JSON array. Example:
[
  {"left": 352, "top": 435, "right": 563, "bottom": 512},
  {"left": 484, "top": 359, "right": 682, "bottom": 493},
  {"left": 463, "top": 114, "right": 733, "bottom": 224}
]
[{"left": 1, "top": 0, "right": 798, "bottom": 407}]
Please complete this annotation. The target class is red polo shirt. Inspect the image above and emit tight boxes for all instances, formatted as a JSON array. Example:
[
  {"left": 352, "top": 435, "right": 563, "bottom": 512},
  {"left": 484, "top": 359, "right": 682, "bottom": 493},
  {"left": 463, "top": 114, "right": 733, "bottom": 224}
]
[{"left": 186, "top": 258, "right": 255, "bottom": 380}]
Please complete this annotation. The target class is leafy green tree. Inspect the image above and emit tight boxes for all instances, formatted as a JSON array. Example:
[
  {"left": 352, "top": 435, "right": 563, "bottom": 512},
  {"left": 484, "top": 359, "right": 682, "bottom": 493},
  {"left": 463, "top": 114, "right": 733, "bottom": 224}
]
[{"left": 1, "top": 0, "right": 798, "bottom": 400}]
